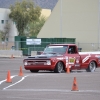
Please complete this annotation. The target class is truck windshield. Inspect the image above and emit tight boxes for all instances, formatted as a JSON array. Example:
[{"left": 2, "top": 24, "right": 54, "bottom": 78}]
[{"left": 43, "top": 45, "right": 68, "bottom": 54}]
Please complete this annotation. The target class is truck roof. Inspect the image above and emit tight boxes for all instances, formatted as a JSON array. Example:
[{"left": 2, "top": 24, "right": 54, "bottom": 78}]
[{"left": 49, "top": 44, "right": 76, "bottom": 46}]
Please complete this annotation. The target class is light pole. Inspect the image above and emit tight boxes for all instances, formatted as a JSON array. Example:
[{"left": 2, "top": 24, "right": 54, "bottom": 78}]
[
  {"left": 60, "top": 0, "right": 62, "bottom": 38},
  {"left": 98, "top": 0, "right": 100, "bottom": 50}
]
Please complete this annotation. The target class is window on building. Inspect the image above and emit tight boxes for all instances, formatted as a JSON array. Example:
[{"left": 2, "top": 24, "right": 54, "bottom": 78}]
[{"left": 1, "top": 20, "right": 4, "bottom": 24}]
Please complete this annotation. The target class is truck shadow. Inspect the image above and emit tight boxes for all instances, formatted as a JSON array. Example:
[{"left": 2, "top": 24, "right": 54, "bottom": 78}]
[{"left": 24, "top": 70, "right": 86, "bottom": 74}]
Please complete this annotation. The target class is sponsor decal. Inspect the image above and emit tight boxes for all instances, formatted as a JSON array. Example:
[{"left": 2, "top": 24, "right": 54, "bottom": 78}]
[
  {"left": 65, "top": 56, "right": 68, "bottom": 60},
  {"left": 75, "top": 59, "right": 80, "bottom": 67},
  {"left": 69, "top": 57, "right": 75, "bottom": 64},
  {"left": 82, "top": 54, "right": 91, "bottom": 63},
  {"left": 65, "top": 56, "right": 68, "bottom": 63},
  {"left": 66, "top": 60, "right": 68, "bottom": 63},
  {"left": 76, "top": 59, "right": 79, "bottom": 63},
  {"left": 75, "top": 64, "right": 80, "bottom": 67}
]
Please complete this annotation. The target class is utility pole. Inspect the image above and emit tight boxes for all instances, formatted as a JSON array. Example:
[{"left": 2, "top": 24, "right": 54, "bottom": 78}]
[
  {"left": 60, "top": 0, "right": 62, "bottom": 38},
  {"left": 98, "top": 0, "right": 100, "bottom": 50}
]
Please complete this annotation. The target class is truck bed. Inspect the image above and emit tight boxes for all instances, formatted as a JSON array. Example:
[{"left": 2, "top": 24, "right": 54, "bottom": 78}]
[{"left": 79, "top": 51, "right": 100, "bottom": 55}]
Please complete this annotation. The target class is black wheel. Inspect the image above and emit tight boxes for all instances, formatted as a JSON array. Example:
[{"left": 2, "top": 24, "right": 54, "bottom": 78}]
[
  {"left": 86, "top": 61, "right": 96, "bottom": 72},
  {"left": 30, "top": 70, "right": 39, "bottom": 73},
  {"left": 54, "top": 62, "right": 64, "bottom": 73}
]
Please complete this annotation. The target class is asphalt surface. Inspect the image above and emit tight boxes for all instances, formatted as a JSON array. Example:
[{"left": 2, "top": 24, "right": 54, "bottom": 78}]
[{"left": 0, "top": 57, "right": 100, "bottom": 100}]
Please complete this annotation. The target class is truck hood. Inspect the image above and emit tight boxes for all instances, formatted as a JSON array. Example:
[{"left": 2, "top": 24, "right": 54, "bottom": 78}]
[{"left": 28, "top": 53, "right": 63, "bottom": 59}]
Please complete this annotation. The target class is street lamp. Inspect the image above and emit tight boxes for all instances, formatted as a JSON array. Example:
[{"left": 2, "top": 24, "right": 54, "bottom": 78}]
[
  {"left": 98, "top": 0, "right": 100, "bottom": 50},
  {"left": 60, "top": 0, "right": 62, "bottom": 38}
]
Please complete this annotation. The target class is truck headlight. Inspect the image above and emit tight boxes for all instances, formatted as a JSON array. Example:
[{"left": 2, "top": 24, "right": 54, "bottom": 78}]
[
  {"left": 47, "top": 60, "right": 51, "bottom": 65},
  {"left": 24, "top": 62, "right": 28, "bottom": 65}
]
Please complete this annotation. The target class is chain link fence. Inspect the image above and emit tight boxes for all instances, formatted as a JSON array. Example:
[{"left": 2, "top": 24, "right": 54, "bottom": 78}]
[
  {"left": 0, "top": 41, "right": 14, "bottom": 50},
  {"left": 76, "top": 43, "right": 100, "bottom": 51},
  {"left": 0, "top": 41, "right": 100, "bottom": 55}
]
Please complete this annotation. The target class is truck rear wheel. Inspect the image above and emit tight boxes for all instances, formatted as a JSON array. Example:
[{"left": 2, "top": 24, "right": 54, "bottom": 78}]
[
  {"left": 54, "top": 62, "right": 64, "bottom": 73},
  {"left": 86, "top": 61, "right": 96, "bottom": 72},
  {"left": 30, "top": 70, "right": 39, "bottom": 73}
]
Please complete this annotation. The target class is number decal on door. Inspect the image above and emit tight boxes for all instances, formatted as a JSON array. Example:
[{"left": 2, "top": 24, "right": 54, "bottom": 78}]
[{"left": 69, "top": 57, "right": 75, "bottom": 64}]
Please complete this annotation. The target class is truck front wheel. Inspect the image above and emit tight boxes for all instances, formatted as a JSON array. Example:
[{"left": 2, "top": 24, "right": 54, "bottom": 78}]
[
  {"left": 54, "top": 62, "right": 64, "bottom": 73},
  {"left": 86, "top": 61, "right": 96, "bottom": 72}
]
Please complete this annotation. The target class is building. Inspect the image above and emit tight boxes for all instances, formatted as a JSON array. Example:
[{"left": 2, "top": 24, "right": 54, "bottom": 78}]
[
  {"left": 0, "top": 8, "right": 18, "bottom": 41},
  {"left": 1, "top": 0, "right": 100, "bottom": 51},
  {"left": 0, "top": 0, "right": 58, "bottom": 42},
  {"left": 37, "top": 0, "right": 100, "bottom": 51}
]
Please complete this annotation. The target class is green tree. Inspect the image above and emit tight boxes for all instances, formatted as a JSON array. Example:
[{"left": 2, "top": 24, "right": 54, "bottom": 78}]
[
  {"left": 25, "top": 15, "right": 47, "bottom": 37},
  {"left": 9, "top": 0, "right": 41, "bottom": 36},
  {"left": 0, "top": 30, "right": 4, "bottom": 41},
  {"left": 0, "top": 24, "right": 10, "bottom": 41}
]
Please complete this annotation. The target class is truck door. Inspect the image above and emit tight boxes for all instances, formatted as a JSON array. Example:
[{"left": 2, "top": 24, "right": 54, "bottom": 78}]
[{"left": 67, "top": 46, "right": 81, "bottom": 69}]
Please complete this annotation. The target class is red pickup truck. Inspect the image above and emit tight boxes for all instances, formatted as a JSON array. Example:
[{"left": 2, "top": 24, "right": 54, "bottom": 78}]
[{"left": 23, "top": 44, "right": 100, "bottom": 73}]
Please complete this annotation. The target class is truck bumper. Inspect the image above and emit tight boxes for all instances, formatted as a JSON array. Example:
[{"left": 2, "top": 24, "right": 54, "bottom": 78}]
[{"left": 24, "top": 65, "right": 55, "bottom": 70}]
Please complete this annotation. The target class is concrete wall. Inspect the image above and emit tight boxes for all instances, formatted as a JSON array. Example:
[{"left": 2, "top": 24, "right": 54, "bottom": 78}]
[
  {"left": 37, "top": 0, "right": 99, "bottom": 49},
  {"left": 0, "top": 50, "right": 23, "bottom": 57}
]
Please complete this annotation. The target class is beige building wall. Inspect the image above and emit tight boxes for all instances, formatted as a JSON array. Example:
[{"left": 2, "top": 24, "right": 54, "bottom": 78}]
[
  {"left": 37, "top": 0, "right": 99, "bottom": 50},
  {"left": 41, "top": 9, "right": 51, "bottom": 18}
]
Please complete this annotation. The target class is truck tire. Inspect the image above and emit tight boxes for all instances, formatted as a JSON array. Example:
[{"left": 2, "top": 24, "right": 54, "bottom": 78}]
[
  {"left": 54, "top": 62, "right": 64, "bottom": 73},
  {"left": 86, "top": 61, "right": 96, "bottom": 72},
  {"left": 30, "top": 70, "right": 39, "bottom": 73}
]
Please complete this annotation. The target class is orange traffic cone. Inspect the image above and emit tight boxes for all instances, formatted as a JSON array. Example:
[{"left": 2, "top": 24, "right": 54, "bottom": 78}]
[
  {"left": 6, "top": 70, "right": 12, "bottom": 83},
  {"left": 66, "top": 64, "right": 70, "bottom": 73},
  {"left": 71, "top": 77, "right": 78, "bottom": 91},
  {"left": 19, "top": 66, "right": 23, "bottom": 76}
]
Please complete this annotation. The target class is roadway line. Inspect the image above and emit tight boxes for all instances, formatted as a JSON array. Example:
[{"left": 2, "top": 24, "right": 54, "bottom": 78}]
[
  {"left": 1, "top": 74, "right": 100, "bottom": 93},
  {"left": 0, "top": 75, "right": 17, "bottom": 85},
  {"left": 3, "top": 75, "right": 29, "bottom": 90},
  {"left": 1, "top": 74, "right": 49, "bottom": 90},
  {"left": 2, "top": 89, "right": 100, "bottom": 93}
]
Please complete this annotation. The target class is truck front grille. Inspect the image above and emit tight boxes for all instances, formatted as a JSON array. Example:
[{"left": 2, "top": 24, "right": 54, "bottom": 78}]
[{"left": 25, "top": 59, "right": 51, "bottom": 65}]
